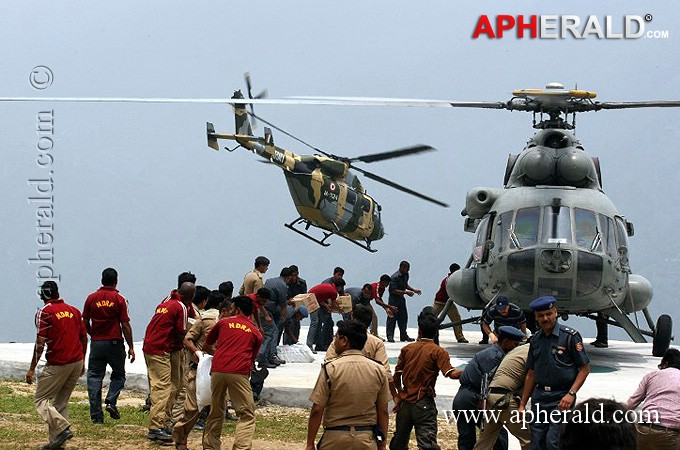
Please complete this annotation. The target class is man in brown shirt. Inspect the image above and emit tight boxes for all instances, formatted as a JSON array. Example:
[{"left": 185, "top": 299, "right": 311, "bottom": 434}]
[
  {"left": 390, "top": 309, "right": 462, "bottom": 450},
  {"left": 307, "top": 320, "right": 391, "bottom": 450}
]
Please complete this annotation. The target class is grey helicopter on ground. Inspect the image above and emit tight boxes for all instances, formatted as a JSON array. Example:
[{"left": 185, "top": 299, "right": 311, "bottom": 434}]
[{"left": 434, "top": 83, "right": 675, "bottom": 356}]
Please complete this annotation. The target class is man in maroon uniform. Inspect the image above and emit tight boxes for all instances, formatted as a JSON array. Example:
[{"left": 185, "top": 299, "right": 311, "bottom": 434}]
[
  {"left": 26, "top": 281, "right": 88, "bottom": 450},
  {"left": 202, "top": 295, "right": 263, "bottom": 450},
  {"left": 143, "top": 282, "right": 194, "bottom": 443},
  {"left": 82, "top": 267, "right": 135, "bottom": 423},
  {"left": 431, "top": 263, "right": 468, "bottom": 343}
]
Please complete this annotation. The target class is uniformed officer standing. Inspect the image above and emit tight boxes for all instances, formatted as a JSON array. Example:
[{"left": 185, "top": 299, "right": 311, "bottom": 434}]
[
  {"left": 452, "top": 326, "right": 525, "bottom": 450},
  {"left": 519, "top": 296, "right": 590, "bottom": 450},
  {"left": 473, "top": 345, "right": 531, "bottom": 450},
  {"left": 307, "top": 320, "right": 391, "bottom": 450},
  {"left": 325, "top": 305, "right": 397, "bottom": 397}
]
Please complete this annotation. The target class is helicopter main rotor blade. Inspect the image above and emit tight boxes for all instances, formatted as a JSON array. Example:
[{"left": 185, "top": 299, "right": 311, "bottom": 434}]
[
  {"left": 0, "top": 96, "right": 505, "bottom": 108},
  {"left": 351, "top": 166, "right": 449, "bottom": 208},
  {"left": 595, "top": 101, "right": 680, "bottom": 110},
  {"left": 347, "top": 145, "right": 436, "bottom": 163}
]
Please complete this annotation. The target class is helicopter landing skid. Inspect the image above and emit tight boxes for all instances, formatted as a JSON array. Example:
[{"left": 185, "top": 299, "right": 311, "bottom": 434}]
[
  {"left": 284, "top": 217, "right": 332, "bottom": 247},
  {"left": 284, "top": 217, "right": 378, "bottom": 252}
]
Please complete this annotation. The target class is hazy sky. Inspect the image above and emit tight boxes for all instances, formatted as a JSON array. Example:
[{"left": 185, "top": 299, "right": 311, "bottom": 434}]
[{"left": 2, "top": 1, "right": 679, "bottom": 343}]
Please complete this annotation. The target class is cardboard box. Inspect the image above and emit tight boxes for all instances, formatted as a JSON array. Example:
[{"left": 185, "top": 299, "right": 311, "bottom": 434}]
[
  {"left": 335, "top": 294, "right": 353, "bottom": 314},
  {"left": 291, "top": 293, "right": 319, "bottom": 313}
]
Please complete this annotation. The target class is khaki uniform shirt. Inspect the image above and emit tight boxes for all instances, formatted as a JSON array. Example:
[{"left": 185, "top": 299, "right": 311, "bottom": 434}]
[
  {"left": 325, "top": 334, "right": 393, "bottom": 383},
  {"left": 239, "top": 270, "right": 264, "bottom": 296},
  {"left": 185, "top": 308, "right": 220, "bottom": 351},
  {"left": 394, "top": 339, "right": 454, "bottom": 403},
  {"left": 309, "top": 349, "right": 391, "bottom": 428},
  {"left": 489, "top": 344, "right": 529, "bottom": 394}
]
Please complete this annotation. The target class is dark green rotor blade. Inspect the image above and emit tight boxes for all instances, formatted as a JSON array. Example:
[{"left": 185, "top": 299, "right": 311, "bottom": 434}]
[
  {"left": 351, "top": 166, "right": 449, "bottom": 207},
  {"left": 348, "top": 145, "right": 436, "bottom": 163}
]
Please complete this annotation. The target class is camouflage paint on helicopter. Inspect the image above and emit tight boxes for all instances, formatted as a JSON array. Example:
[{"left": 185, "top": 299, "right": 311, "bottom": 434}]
[{"left": 206, "top": 89, "right": 444, "bottom": 251}]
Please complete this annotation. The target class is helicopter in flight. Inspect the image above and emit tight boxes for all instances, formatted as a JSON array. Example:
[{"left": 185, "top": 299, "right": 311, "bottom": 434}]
[
  {"left": 426, "top": 82, "right": 675, "bottom": 356},
  {"left": 205, "top": 86, "right": 448, "bottom": 252}
]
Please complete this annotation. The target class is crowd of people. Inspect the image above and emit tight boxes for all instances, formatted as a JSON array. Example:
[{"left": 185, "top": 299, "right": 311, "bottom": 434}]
[{"left": 24, "top": 260, "right": 680, "bottom": 450}]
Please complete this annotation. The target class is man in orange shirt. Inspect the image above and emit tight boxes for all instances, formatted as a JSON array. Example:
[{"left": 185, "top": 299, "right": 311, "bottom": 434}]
[{"left": 390, "top": 308, "right": 462, "bottom": 449}]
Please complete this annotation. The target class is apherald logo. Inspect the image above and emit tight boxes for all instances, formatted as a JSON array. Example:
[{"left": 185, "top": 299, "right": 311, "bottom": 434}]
[{"left": 472, "top": 14, "right": 669, "bottom": 39}]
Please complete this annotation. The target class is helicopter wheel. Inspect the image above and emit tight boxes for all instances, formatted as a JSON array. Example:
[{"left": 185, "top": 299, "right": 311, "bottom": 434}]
[{"left": 652, "top": 314, "right": 673, "bottom": 357}]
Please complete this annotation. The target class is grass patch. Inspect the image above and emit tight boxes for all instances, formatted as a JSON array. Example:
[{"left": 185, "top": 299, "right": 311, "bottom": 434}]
[{"left": 0, "top": 380, "right": 310, "bottom": 449}]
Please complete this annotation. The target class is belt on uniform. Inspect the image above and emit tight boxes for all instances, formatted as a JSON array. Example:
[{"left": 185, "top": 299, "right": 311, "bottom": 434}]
[
  {"left": 489, "top": 387, "right": 512, "bottom": 395},
  {"left": 535, "top": 385, "right": 569, "bottom": 392},
  {"left": 325, "top": 425, "right": 375, "bottom": 432},
  {"left": 640, "top": 423, "right": 680, "bottom": 433}
]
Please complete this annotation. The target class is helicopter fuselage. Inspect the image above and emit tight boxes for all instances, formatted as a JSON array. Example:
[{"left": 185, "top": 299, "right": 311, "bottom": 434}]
[
  {"left": 448, "top": 127, "right": 652, "bottom": 317},
  {"left": 234, "top": 130, "right": 385, "bottom": 243}
]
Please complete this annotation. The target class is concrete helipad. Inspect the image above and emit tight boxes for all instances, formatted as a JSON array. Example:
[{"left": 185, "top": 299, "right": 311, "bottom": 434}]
[{"left": 1, "top": 326, "right": 672, "bottom": 449}]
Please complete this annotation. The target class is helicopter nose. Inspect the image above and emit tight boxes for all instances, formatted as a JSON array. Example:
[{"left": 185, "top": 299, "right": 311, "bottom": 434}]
[{"left": 540, "top": 249, "right": 572, "bottom": 273}]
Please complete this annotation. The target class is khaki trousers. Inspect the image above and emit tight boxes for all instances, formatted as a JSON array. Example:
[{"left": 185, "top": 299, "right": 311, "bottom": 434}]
[
  {"left": 203, "top": 372, "right": 255, "bottom": 450},
  {"left": 432, "top": 301, "right": 465, "bottom": 341},
  {"left": 473, "top": 393, "right": 531, "bottom": 450},
  {"left": 367, "top": 304, "right": 379, "bottom": 336},
  {"left": 172, "top": 367, "right": 199, "bottom": 445},
  {"left": 320, "top": 429, "right": 377, "bottom": 450},
  {"left": 171, "top": 349, "right": 192, "bottom": 424},
  {"left": 34, "top": 360, "right": 83, "bottom": 442},
  {"left": 636, "top": 424, "right": 680, "bottom": 450},
  {"left": 145, "top": 351, "right": 185, "bottom": 429}
]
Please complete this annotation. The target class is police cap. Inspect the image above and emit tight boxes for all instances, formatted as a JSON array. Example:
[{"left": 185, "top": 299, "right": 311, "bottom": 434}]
[
  {"left": 529, "top": 295, "right": 557, "bottom": 311},
  {"left": 498, "top": 325, "right": 525, "bottom": 341}
]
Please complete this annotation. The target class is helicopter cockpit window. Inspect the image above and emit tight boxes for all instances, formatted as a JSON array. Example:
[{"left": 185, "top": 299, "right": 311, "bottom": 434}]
[
  {"left": 473, "top": 217, "right": 489, "bottom": 262},
  {"left": 494, "top": 211, "right": 513, "bottom": 252},
  {"left": 346, "top": 190, "right": 357, "bottom": 206},
  {"left": 542, "top": 206, "right": 572, "bottom": 245},
  {"left": 512, "top": 207, "right": 540, "bottom": 248},
  {"left": 599, "top": 214, "right": 618, "bottom": 257},
  {"left": 360, "top": 196, "right": 371, "bottom": 213},
  {"left": 574, "top": 208, "right": 601, "bottom": 252},
  {"left": 615, "top": 217, "right": 628, "bottom": 249}
]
